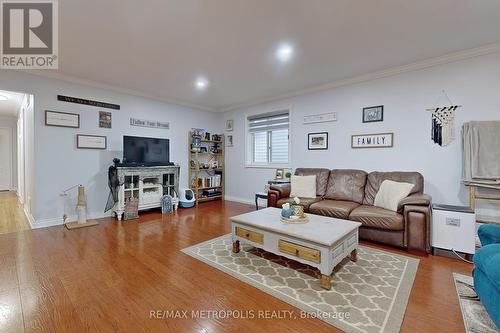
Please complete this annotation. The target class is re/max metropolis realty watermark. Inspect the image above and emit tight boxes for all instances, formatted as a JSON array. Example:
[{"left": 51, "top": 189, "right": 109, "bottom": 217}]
[
  {"left": 1, "top": 0, "right": 58, "bottom": 69},
  {"left": 150, "top": 309, "right": 351, "bottom": 321}
]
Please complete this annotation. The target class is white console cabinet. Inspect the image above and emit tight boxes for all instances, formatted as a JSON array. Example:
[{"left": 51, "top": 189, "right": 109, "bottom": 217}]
[{"left": 112, "top": 166, "right": 180, "bottom": 220}]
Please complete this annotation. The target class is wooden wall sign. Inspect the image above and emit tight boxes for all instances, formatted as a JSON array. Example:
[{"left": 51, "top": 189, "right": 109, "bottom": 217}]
[
  {"left": 303, "top": 112, "right": 337, "bottom": 124},
  {"left": 351, "top": 133, "right": 394, "bottom": 149},
  {"left": 130, "top": 118, "right": 170, "bottom": 129},
  {"left": 57, "top": 95, "right": 120, "bottom": 110}
]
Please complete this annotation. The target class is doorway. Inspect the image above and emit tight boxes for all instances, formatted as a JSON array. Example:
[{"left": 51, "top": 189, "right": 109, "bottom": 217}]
[{"left": 0, "top": 89, "right": 32, "bottom": 234}]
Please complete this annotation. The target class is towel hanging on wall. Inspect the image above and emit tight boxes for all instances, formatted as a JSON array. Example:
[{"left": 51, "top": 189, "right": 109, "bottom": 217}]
[{"left": 426, "top": 90, "right": 462, "bottom": 146}]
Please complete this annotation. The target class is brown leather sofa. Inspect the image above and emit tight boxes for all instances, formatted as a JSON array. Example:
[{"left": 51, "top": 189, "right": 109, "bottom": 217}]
[{"left": 267, "top": 168, "right": 431, "bottom": 254}]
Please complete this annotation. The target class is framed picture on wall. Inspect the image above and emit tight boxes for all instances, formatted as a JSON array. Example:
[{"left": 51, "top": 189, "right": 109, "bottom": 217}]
[
  {"left": 226, "top": 134, "right": 234, "bottom": 147},
  {"left": 308, "top": 132, "right": 329, "bottom": 150},
  {"left": 226, "top": 119, "right": 234, "bottom": 131},
  {"left": 45, "top": 110, "right": 80, "bottom": 128},
  {"left": 77, "top": 134, "right": 107, "bottom": 149},
  {"left": 99, "top": 111, "right": 112, "bottom": 128},
  {"left": 362, "top": 105, "right": 384, "bottom": 123}
]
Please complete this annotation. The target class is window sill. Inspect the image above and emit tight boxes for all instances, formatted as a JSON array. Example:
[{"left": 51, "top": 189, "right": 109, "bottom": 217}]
[{"left": 244, "top": 164, "right": 290, "bottom": 169}]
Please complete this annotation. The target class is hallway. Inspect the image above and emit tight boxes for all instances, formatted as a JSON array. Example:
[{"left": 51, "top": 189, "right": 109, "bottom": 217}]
[{"left": 0, "top": 191, "right": 30, "bottom": 235}]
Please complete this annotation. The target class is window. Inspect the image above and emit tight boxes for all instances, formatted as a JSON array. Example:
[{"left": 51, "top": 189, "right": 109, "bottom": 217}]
[{"left": 247, "top": 111, "right": 289, "bottom": 166}]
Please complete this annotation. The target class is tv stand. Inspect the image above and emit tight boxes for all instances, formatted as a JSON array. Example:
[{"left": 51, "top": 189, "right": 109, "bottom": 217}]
[{"left": 112, "top": 165, "right": 180, "bottom": 220}]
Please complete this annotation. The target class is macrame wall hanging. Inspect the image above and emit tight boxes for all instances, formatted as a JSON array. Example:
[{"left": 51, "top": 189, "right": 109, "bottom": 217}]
[{"left": 426, "top": 90, "right": 462, "bottom": 146}]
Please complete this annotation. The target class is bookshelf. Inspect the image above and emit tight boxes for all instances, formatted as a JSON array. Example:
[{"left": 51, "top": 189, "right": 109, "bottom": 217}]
[{"left": 189, "top": 131, "right": 225, "bottom": 205}]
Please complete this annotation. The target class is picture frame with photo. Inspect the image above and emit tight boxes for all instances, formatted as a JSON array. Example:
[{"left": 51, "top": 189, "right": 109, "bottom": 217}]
[
  {"left": 308, "top": 132, "right": 328, "bottom": 150},
  {"left": 99, "top": 111, "right": 112, "bottom": 128},
  {"left": 362, "top": 105, "right": 384, "bottom": 123},
  {"left": 226, "top": 134, "right": 234, "bottom": 147},
  {"left": 275, "top": 168, "right": 284, "bottom": 180},
  {"left": 226, "top": 119, "right": 234, "bottom": 132}
]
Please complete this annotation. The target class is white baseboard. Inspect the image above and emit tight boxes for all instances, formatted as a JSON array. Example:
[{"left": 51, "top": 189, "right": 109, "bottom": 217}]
[
  {"left": 224, "top": 195, "right": 267, "bottom": 208},
  {"left": 32, "top": 212, "right": 112, "bottom": 229},
  {"left": 23, "top": 206, "right": 36, "bottom": 229}
]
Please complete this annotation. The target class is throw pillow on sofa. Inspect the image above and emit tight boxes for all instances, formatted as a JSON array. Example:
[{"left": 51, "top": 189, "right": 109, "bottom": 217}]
[
  {"left": 374, "top": 180, "right": 414, "bottom": 212},
  {"left": 290, "top": 175, "right": 317, "bottom": 199}
]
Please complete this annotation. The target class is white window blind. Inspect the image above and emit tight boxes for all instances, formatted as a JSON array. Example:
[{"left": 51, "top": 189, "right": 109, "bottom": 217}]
[{"left": 247, "top": 111, "right": 289, "bottom": 165}]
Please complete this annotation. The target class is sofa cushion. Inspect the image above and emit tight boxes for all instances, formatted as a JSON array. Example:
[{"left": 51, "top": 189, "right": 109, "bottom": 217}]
[
  {"left": 309, "top": 200, "right": 360, "bottom": 219},
  {"left": 474, "top": 243, "right": 500, "bottom": 291},
  {"left": 295, "top": 168, "right": 331, "bottom": 197},
  {"left": 324, "top": 169, "right": 367, "bottom": 204},
  {"left": 374, "top": 180, "right": 414, "bottom": 212},
  {"left": 290, "top": 175, "right": 317, "bottom": 198},
  {"left": 349, "top": 205, "right": 404, "bottom": 231},
  {"left": 363, "top": 171, "right": 423, "bottom": 206},
  {"left": 276, "top": 196, "right": 322, "bottom": 212}
]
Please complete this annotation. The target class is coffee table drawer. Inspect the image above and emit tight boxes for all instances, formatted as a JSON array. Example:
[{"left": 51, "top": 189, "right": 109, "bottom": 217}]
[
  {"left": 235, "top": 227, "right": 264, "bottom": 244},
  {"left": 278, "top": 240, "right": 321, "bottom": 264}
]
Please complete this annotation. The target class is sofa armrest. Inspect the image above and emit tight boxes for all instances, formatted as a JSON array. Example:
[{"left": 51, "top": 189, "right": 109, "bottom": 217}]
[
  {"left": 398, "top": 193, "right": 431, "bottom": 210},
  {"left": 404, "top": 205, "right": 431, "bottom": 254},
  {"left": 267, "top": 184, "right": 291, "bottom": 208},
  {"left": 270, "top": 184, "right": 291, "bottom": 198}
]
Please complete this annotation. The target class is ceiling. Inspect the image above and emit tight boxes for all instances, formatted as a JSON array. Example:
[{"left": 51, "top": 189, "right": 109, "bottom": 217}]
[
  {"left": 46, "top": 0, "right": 500, "bottom": 111},
  {"left": 0, "top": 90, "right": 25, "bottom": 117}
]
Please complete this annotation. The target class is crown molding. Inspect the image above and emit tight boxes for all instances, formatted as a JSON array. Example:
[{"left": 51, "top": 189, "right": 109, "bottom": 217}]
[
  {"left": 20, "top": 70, "right": 216, "bottom": 112},
  {"left": 219, "top": 42, "right": 500, "bottom": 113}
]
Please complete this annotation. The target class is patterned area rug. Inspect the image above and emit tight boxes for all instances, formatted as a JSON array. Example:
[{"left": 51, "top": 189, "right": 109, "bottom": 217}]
[
  {"left": 182, "top": 234, "right": 419, "bottom": 333},
  {"left": 453, "top": 273, "right": 499, "bottom": 333}
]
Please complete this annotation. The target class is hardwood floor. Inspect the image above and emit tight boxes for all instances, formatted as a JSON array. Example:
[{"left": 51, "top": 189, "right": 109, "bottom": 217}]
[
  {"left": 0, "top": 200, "right": 472, "bottom": 333},
  {"left": 0, "top": 191, "right": 30, "bottom": 235}
]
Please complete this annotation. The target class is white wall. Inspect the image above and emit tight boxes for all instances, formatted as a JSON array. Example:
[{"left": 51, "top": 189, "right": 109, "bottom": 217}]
[
  {"left": 221, "top": 53, "right": 500, "bottom": 208},
  {"left": 0, "top": 71, "right": 219, "bottom": 226},
  {"left": 0, "top": 115, "right": 18, "bottom": 190}
]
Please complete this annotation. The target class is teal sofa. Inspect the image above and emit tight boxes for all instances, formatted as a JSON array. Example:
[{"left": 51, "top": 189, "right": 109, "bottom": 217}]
[{"left": 473, "top": 224, "right": 500, "bottom": 328}]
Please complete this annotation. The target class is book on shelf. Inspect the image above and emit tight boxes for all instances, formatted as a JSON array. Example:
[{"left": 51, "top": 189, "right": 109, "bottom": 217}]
[{"left": 196, "top": 175, "right": 222, "bottom": 189}]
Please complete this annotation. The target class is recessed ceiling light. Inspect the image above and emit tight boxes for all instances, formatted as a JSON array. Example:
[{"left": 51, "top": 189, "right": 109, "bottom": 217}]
[
  {"left": 195, "top": 77, "right": 209, "bottom": 91},
  {"left": 0, "top": 95, "right": 8, "bottom": 101},
  {"left": 275, "top": 43, "right": 294, "bottom": 62}
]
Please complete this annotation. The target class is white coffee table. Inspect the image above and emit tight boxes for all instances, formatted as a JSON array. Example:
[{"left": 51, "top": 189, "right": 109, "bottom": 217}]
[{"left": 230, "top": 207, "right": 362, "bottom": 290}]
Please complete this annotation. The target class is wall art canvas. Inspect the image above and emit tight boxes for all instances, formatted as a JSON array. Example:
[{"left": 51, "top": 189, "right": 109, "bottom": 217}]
[{"left": 362, "top": 105, "right": 384, "bottom": 123}]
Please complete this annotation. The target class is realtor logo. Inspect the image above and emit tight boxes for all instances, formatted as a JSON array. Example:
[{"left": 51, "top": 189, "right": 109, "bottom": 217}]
[{"left": 1, "top": 0, "right": 58, "bottom": 69}]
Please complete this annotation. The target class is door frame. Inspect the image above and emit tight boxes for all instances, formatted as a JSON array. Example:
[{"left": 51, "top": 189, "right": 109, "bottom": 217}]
[{"left": 0, "top": 126, "right": 13, "bottom": 191}]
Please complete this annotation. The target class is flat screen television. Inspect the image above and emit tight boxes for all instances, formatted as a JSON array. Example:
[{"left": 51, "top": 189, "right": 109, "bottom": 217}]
[{"left": 123, "top": 136, "right": 170, "bottom": 166}]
